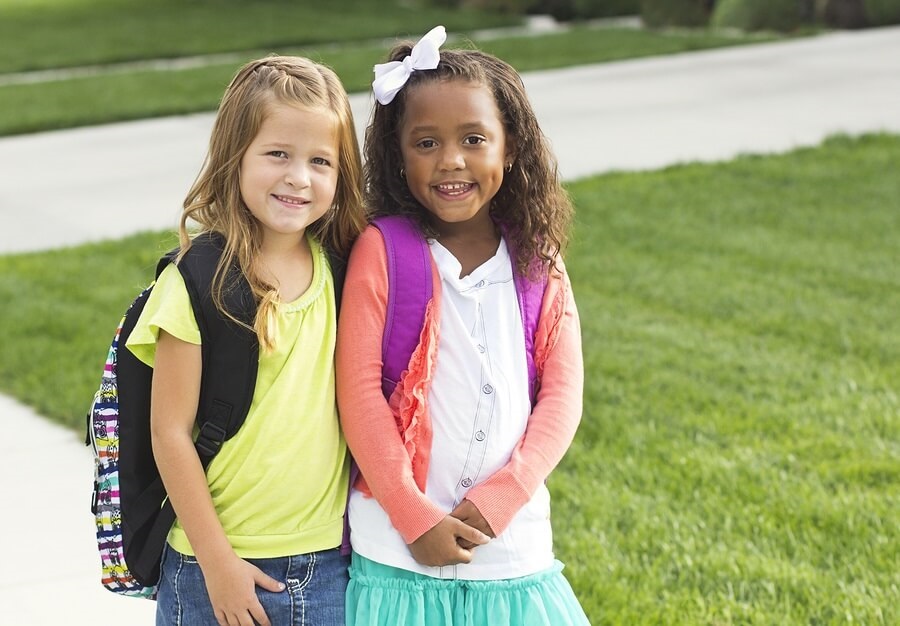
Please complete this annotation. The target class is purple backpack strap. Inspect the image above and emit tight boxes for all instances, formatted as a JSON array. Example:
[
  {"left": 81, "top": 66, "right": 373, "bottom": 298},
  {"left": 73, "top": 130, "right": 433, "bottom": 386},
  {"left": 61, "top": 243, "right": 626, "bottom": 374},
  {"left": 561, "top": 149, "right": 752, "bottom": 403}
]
[
  {"left": 371, "top": 215, "right": 433, "bottom": 399},
  {"left": 513, "top": 264, "right": 548, "bottom": 407},
  {"left": 501, "top": 224, "right": 548, "bottom": 407},
  {"left": 341, "top": 215, "right": 431, "bottom": 557}
]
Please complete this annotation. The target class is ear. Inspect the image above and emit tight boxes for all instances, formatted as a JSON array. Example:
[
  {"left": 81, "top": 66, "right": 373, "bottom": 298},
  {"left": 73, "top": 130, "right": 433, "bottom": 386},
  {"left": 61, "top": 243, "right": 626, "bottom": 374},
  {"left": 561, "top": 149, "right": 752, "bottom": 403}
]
[{"left": 504, "top": 137, "right": 517, "bottom": 169}]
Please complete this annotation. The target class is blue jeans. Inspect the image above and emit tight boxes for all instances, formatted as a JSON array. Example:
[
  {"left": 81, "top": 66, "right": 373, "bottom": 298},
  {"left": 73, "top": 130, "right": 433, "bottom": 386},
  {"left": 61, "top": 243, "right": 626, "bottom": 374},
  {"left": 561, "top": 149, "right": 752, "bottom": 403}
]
[{"left": 156, "top": 544, "right": 349, "bottom": 626}]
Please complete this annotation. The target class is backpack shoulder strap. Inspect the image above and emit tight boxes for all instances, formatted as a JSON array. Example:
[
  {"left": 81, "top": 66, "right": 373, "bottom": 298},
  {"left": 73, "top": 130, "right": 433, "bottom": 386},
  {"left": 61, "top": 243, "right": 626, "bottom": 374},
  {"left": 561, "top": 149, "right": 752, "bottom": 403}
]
[
  {"left": 502, "top": 227, "right": 549, "bottom": 407},
  {"left": 325, "top": 246, "right": 347, "bottom": 314},
  {"left": 371, "top": 216, "right": 432, "bottom": 399},
  {"left": 111, "top": 233, "right": 260, "bottom": 587},
  {"left": 513, "top": 267, "right": 547, "bottom": 407},
  {"left": 166, "top": 232, "right": 259, "bottom": 464}
]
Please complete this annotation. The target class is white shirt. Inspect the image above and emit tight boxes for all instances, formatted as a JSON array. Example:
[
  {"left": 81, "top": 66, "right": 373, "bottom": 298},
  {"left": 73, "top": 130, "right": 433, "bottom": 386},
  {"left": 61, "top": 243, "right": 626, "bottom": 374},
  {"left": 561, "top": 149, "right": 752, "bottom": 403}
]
[{"left": 349, "top": 238, "right": 554, "bottom": 580}]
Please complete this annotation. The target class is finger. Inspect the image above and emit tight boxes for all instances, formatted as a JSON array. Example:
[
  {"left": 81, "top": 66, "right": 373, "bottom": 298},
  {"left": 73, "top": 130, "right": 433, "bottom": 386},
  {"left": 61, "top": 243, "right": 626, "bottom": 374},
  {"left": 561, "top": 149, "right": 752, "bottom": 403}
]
[
  {"left": 455, "top": 519, "right": 491, "bottom": 546},
  {"left": 236, "top": 610, "right": 257, "bottom": 626},
  {"left": 249, "top": 604, "right": 271, "bottom": 626},
  {"left": 449, "top": 512, "right": 472, "bottom": 528},
  {"left": 453, "top": 545, "right": 474, "bottom": 564},
  {"left": 457, "top": 538, "right": 477, "bottom": 550},
  {"left": 458, "top": 516, "right": 489, "bottom": 535},
  {"left": 254, "top": 569, "right": 286, "bottom": 593}
]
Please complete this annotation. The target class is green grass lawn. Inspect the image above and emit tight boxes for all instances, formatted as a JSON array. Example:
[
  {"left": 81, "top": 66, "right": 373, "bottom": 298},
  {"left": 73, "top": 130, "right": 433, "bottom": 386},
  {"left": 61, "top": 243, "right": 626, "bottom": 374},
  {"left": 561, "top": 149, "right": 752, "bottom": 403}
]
[
  {"left": 0, "top": 0, "right": 519, "bottom": 73},
  {"left": 0, "top": 26, "right": 775, "bottom": 136},
  {"left": 1, "top": 134, "right": 896, "bottom": 623},
  {"left": 557, "top": 134, "right": 899, "bottom": 624}
]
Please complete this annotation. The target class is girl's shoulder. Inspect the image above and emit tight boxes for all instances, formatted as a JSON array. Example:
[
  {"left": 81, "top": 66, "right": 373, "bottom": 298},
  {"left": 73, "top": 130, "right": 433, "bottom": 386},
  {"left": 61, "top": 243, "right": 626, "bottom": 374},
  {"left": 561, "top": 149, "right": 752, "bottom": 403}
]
[{"left": 350, "top": 224, "right": 390, "bottom": 260}]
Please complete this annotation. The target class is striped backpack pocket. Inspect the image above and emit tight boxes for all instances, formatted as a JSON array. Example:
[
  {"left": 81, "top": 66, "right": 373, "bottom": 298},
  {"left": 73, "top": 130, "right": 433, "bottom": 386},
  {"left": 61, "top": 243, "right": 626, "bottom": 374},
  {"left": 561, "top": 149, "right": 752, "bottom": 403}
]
[{"left": 87, "top": 290, "right": 158, "bottom": 598}]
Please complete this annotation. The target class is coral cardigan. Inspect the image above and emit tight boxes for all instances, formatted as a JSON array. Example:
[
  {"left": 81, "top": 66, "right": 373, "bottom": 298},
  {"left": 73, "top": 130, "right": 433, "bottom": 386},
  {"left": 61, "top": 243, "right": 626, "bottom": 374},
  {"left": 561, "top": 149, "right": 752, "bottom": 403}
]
[{"left": 336, "top": 225, "right": 584, "bottom": 544}]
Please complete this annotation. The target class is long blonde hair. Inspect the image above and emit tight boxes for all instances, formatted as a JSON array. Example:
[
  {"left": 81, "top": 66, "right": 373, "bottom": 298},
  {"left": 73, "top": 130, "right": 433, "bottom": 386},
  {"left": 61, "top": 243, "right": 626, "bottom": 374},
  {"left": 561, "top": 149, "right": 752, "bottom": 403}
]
[{"left": 180, "top": 56, "right": 365, "bottom": 351}]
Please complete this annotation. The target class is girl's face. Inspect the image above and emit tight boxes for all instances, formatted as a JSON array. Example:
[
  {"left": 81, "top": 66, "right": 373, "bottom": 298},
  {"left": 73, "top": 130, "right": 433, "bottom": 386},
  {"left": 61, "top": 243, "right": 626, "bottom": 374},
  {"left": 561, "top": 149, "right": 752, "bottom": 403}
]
[
  {"left": 398, "top": 79, "right": 512, "bottom": 231},
  {"left": 239, "top": 103, "right": 339, "bottom": 246}
]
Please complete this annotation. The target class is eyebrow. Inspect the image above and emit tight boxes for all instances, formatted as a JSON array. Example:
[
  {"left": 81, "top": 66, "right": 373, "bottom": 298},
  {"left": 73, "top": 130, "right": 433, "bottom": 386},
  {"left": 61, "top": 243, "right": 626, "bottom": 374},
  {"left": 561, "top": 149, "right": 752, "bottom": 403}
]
[
  {"left": 260, "top": 142, "right": 336, "bottom": 155},
  {"left": 407, "top": 122, "right": 488, "bottom": 134}
]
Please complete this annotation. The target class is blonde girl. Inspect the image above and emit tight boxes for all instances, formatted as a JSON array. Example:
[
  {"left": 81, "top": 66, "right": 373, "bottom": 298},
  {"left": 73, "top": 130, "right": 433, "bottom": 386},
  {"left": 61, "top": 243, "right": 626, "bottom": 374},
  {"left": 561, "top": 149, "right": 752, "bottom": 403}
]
[{"left": 126, "top": 56, "right": 365, "bottom": 626}]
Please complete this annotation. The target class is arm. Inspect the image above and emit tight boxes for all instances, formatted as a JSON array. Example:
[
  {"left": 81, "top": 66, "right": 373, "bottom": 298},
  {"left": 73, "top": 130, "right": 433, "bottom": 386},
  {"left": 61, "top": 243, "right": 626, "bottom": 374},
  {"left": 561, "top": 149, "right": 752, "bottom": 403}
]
[
  {"left": 337, "top": 228, "right": 488, "bottom": 558},
  {"left": 151, "top": 330, "right": 282, "bottom": 626},
  {"left": 463, "top": 270, "right": 584, "bottom": 536}
]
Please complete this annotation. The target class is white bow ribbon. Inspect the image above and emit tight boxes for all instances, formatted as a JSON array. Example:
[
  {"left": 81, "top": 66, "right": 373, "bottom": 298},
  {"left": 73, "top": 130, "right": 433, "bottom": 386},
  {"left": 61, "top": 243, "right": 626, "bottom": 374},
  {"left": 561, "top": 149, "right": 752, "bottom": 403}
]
[{"left": 372, "top": 25, "right": 447, "bottom": 105}]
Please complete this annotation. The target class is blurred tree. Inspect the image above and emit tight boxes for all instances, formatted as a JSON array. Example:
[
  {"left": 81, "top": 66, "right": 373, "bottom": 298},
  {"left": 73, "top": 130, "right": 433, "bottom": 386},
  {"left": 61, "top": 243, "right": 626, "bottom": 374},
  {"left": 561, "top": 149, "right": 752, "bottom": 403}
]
[
  {"left": 427, "top": 0, "right": 642, "bottom": 19},
  {"left": 863, "top": 0, "right": 900, "bottom": 24},
  {"left": 712, "top": 0, "right": 815, "bottom": 31},
  {"left": 641, "top": 0, "right": 713, "bottom": 27},
  {"left": 529, "top": 0, "right": 642, "bottom": 19},
  {"left": 823, "top": 0, "right": 868, "bottom": 26}
]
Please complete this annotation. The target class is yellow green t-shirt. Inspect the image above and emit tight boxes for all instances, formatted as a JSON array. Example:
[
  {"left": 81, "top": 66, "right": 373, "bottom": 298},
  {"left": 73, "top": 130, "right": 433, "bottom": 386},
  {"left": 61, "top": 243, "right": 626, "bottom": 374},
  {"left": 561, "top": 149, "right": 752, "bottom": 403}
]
[{"left": 125, "top": 236, "right": 348, "bottom": 558}]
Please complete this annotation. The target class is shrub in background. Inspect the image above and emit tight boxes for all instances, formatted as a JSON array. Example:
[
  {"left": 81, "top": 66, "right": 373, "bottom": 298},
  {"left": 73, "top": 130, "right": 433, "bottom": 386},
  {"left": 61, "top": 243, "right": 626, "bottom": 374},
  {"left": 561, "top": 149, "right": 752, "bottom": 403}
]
[
  {"left": 821, "top": 0, "right": 867, "bottom": 27},
  {"left": 864, "top": 0, "right": 900, "bottom": 23},
  {"left": 454, "top": 0, "right": 641, "bottom": 18},
  {"left": 712, "top": 0, "right": 815, "bottom": 31},
  {"left": 530, "top": 0, "right": 642, "bottom": 20},
  {"left": 640, "top": 0, "right": 714, "bottom": 27},
  {"left": 426, "top": 0, "right": 529, "bottom": 10},
  {"left": 431, "top": 0, "right": 900, "bottom": 25}
]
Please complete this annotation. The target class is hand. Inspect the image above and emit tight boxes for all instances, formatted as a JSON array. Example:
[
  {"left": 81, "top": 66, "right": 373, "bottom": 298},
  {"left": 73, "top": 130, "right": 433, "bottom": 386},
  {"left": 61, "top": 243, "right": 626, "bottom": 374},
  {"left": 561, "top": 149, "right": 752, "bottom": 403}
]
[
  {"left": 408, "top": 515, "right": 491, "bottom": 567},
  {"left": 201, "top": 552, "right": 285, "bottom": 626},
  {"left": 450, "top": 499, "right": 496, "bottom": 549}
]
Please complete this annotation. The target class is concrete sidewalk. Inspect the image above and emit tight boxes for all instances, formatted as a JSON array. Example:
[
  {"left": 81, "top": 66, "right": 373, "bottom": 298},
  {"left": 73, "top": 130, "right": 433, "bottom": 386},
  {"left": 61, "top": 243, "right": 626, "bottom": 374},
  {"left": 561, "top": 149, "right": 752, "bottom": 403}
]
[
  {"left": 3, "top": 27, "right": 900, "bottom": 255},
  {"left": 1, "top": 26, "right": 899, "bottom": 624}
]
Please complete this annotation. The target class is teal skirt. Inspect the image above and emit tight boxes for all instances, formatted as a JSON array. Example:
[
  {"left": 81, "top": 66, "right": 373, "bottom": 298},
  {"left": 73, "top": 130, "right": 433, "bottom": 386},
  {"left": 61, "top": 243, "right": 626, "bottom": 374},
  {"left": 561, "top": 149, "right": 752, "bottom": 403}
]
[{"left": 346, "top": 552, "right": 591, "bottom": 626}]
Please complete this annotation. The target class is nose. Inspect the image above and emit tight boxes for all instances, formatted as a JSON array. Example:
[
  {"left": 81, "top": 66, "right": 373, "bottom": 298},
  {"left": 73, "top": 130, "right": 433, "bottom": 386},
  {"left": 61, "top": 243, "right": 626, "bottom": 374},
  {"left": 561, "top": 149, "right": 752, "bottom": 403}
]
[
  {"left": 285, "top": 162, "right": 311, "bottom": 188},
  {"left": 438, "top": 145, "right": 465, "bottom": 171}
]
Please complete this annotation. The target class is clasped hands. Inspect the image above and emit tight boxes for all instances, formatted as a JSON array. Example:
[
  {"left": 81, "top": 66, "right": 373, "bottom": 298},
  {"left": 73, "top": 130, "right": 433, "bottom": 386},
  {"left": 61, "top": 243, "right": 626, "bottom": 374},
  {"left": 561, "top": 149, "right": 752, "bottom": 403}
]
[{"left": 407, "top": 498, "right": 496, "bottom": 567}]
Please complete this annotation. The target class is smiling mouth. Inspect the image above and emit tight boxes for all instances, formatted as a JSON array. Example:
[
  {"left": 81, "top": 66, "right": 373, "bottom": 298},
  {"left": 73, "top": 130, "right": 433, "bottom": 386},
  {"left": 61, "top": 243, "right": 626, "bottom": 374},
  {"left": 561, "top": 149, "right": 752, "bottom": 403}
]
[
  {"left": 273, "top": 194, "right": 308, "bottom": 206},
  {"left": 434, "top": 182, "right": 474, "bottom": 196}
]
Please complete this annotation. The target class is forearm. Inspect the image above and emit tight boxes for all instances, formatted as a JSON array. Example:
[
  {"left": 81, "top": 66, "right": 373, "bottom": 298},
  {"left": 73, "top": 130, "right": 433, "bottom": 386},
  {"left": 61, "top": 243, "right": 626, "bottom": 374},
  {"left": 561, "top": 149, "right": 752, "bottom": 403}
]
[
  {"left": 152, "top": 430, "right": 233, "bottom": 566},
  {"left": 338, "top": 382, "right": 444, "bottom": 543},
  {"left": 150, "top": 330, "right": 234, "bottom": 567},
  {"left": 337, "top": 227, "right": 445, "bottom": 543}
]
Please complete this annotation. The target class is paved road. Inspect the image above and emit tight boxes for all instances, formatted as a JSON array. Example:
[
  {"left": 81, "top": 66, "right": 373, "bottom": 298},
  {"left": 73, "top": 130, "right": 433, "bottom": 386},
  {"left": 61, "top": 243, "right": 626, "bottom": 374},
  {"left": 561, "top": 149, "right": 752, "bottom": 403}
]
[{"left": 0, "top": 26, "right": 898, "bottom": 624}]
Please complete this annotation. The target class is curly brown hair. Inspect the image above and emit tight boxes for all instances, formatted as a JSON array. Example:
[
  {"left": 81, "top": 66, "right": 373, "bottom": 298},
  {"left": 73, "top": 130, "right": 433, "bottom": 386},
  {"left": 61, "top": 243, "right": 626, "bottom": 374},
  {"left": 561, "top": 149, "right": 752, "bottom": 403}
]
[
  {"left": 364, "top": 42, "right": 572, "bottom": 276},
  {"left": 181, "top": 55, "right": 366, "bottom": 350}
]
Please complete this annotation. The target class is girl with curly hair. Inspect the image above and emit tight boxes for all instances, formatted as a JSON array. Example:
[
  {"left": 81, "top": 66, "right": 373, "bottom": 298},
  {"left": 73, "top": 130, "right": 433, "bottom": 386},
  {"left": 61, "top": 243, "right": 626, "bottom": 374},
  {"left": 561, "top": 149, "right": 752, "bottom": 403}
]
[{"left": 336, "top": 26, "right": 589, "bottom": 626}]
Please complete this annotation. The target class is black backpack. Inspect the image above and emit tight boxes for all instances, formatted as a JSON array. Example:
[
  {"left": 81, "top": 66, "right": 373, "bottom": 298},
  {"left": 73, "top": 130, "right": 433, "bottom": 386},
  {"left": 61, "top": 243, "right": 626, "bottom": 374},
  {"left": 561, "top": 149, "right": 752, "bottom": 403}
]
[{"left": 87, "top": 232, "right": 345, "bottom": 598}]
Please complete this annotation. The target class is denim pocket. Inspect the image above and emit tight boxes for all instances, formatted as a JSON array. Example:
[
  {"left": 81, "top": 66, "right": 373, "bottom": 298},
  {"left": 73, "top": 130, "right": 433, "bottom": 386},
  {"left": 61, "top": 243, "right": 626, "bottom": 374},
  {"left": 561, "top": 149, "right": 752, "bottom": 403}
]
[{"left": 285, "top": 551, "right": 317, "bottom": 592}]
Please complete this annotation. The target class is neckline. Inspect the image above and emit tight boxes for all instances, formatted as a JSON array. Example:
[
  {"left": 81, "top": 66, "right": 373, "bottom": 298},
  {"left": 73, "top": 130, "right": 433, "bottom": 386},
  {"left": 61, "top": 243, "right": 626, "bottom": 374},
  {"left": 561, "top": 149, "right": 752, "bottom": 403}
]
[
  {"left": 279, "top": 234, "right": 326, "bottom": 312},
  {"left": 429, "top": 237, "right": 510, "bottom": 287}
]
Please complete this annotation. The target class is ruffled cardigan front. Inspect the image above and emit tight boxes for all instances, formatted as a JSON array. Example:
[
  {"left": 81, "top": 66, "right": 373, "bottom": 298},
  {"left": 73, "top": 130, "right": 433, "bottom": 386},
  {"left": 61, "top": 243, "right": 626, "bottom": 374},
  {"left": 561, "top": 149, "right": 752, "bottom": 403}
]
[{"left": 336, "top": 226, "right": 584, "bottom": 544}]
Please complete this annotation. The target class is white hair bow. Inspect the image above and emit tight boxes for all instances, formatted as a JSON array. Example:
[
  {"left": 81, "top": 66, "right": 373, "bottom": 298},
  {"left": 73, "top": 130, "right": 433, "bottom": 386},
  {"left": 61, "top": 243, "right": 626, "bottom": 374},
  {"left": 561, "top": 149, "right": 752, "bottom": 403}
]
[{"left": 372, "top": 25, "right": 447, "bottom": 105}]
